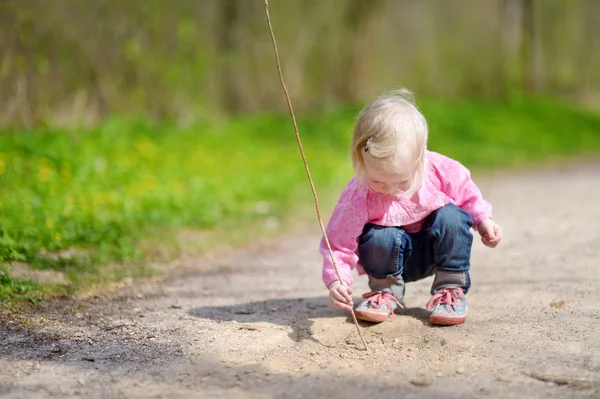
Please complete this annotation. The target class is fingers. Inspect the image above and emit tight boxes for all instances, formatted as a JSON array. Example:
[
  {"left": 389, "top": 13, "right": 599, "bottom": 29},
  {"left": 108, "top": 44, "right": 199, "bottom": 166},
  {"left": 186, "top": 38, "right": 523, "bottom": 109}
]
[
  {"left": 339, "top": 287, "right": 353, "bottom": 303},
  {"left": 330, "top": 297, "right": 354, "bottom": 312},
  {"left": 329, "top": 282, "right": 353, "bottom": 300},
  {"left": 480, "top": 220, "right": 502, "bottom": 248},
  {"left": 329, "top": 294, "right": 353, "bottom": 311},
  {"left": 334, "top": 288, "right": 354, "bottom": 306},
  {"left": 481, "top": 233, "right": 501, "bottom": 248},
  {"left": 331, "top": 288, "right": 349, "bottom": 303},
  {"left": 329, "top": 286, "right": 354, "bottom": 312},
  {"left": 482, "top": 225, "right": 495, "bottom": 239},
  {"left": 481, "top": 236, "right": 499, "bottom": 248},
  {"left": 494, "top": 225, "right": 503, "bottom": 241},
  {"left": 489, "top": 225, "right": 502, "bottom": 245}
]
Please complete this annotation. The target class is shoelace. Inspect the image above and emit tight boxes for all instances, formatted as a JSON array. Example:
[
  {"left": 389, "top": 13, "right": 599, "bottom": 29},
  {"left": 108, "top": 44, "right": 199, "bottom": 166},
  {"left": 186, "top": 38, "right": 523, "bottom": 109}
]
[
  {"left": 361, "top": 291, "right": 403, "bottom": 315},
  {"left": 426, "top": 287, "right": 464, "bottom": 310}
]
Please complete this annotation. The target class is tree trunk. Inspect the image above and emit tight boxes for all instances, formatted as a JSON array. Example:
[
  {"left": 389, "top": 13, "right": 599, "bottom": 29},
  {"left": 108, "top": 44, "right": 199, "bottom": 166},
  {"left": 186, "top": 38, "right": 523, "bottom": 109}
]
[
  {"left": 217, "top": 0, "right": 242, "bottom": 112},
  {"left": 522, "top": 0, "right": 542, "bottom": 93},
  {"left": 339, "top": 0, "right": 385, "bottom": 103}
]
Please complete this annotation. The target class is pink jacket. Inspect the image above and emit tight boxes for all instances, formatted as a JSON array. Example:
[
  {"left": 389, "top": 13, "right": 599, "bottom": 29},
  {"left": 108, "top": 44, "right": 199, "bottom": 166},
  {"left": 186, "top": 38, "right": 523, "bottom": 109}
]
[{"left": 320, "top": 151, "right": 492, "bottom": 288}]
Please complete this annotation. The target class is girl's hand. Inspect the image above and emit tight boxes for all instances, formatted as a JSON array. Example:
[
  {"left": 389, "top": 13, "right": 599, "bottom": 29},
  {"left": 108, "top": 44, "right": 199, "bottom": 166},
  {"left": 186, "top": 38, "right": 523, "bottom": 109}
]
[
  {"left": 328, "top": 280, "right": 354, "bottom": 311},
  {"left": 478, "top": 218, "right": 502, "bottom": 248}
]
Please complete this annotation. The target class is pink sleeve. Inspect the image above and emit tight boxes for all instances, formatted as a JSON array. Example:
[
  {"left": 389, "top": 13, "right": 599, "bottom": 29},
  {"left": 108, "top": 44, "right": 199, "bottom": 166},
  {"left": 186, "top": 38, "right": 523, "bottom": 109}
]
[
  {"left": 440, "top": 158, "right": 492, "bottom": 228},
  {"left": 319, "top": 179, "right": 368, "bottom": 288}
]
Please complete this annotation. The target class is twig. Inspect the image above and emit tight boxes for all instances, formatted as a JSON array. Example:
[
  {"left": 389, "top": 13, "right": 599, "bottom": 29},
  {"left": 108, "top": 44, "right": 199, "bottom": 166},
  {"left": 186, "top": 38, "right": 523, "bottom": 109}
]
[
  {"left": 524, "top": 372, "right": 600, "bottom": 390},
  {"left": 263, "top": 0, "right": 369, "bottom": 353},
  {"left": 104, "top": 324, "right": 128, "bottom": 332}
]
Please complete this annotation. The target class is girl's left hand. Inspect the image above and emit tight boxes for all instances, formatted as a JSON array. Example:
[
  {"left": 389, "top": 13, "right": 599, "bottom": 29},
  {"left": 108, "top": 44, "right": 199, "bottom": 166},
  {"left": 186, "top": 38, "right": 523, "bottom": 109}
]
[{"left": 478, "top": 218, "right": 502, "bottom": 248}]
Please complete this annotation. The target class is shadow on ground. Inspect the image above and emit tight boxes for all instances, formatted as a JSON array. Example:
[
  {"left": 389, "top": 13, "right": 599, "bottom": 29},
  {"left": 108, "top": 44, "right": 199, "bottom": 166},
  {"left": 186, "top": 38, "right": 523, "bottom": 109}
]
[{"left": 187, "top": 296, "right": 434, "bottom": 344}]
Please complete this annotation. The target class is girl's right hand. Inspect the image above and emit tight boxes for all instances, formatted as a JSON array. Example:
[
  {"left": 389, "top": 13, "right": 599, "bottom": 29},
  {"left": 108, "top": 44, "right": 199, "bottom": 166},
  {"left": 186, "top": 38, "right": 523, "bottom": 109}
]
[{"left": 328, "top": 280, "right": 354, "bottom": 312}]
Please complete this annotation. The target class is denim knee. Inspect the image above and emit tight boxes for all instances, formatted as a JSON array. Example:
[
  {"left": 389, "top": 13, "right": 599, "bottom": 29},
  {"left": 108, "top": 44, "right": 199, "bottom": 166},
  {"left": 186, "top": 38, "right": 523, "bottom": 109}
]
[
  {"left": 425, "top": 204, "right": 473, "bottom": 273},
  {"left": 426, "top": 204, "right": 473, "bottom": 232},
  {"left": 358, "top": 224, "right": 410, "bottom": 278}
]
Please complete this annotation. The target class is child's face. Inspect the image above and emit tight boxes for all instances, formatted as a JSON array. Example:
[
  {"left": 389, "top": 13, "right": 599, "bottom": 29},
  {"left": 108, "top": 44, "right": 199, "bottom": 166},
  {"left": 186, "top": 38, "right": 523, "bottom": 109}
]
[{"left": 363, "top": 154, "right": 419, "bottom": 196}]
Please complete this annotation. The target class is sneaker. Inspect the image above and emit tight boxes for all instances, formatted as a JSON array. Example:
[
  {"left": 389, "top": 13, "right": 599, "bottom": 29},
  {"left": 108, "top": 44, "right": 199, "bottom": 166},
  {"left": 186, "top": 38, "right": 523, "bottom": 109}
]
[
  {"left": 426, "top": 287, "right": 467, "bottom": 325},
  {"left": 354, "top": 290, "right": 403, "bottom": 323}
]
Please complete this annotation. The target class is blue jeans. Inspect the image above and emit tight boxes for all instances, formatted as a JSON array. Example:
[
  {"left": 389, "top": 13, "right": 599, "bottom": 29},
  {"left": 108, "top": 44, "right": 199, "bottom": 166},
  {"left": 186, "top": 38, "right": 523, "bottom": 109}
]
[{"left": 358, "top": 204, "right": 473, "bottom": 294}]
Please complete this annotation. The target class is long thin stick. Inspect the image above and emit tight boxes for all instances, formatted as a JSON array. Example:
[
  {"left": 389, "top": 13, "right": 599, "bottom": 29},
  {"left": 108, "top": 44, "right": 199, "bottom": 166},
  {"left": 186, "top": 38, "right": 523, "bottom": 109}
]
[{"left": 263, "top": 0, "right": 369, "bottom": 352}]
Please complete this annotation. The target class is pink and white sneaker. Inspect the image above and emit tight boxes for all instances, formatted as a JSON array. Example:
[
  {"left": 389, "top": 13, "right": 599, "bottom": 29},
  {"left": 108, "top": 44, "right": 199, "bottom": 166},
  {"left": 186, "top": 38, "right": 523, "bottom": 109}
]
[
  {"left": 354, "top": 290, "right": 403, "bottom": 323},
  {"left": 426, "top": 287, "right": 467, "bottom": 325}
]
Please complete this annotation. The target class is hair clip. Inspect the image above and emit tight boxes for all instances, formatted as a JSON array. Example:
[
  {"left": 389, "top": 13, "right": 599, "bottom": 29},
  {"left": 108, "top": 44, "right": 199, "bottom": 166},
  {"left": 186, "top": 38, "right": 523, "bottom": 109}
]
[{"left": 364, "top": 136, "right": 372, "bottom": 152}]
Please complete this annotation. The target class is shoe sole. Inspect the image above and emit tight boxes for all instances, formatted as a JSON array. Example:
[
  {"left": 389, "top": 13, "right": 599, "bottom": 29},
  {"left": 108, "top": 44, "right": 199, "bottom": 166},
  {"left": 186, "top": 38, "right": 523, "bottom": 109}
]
[{"left": 354, "top": 310, "right": 388, "bottom": 323}]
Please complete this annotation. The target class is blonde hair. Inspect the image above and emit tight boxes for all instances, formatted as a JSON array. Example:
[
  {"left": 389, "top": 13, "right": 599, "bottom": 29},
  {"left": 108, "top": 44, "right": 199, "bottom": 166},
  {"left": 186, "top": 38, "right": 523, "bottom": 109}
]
[{"left": 351, "top": 88, "right": 428, "bottom": 193}]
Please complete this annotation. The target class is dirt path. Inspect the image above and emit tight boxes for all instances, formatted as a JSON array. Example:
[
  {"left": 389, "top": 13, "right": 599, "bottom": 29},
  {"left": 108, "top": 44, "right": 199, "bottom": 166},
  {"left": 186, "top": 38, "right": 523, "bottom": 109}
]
[{"left": 2, "top": 163, "right": 600, "bottom": 399}]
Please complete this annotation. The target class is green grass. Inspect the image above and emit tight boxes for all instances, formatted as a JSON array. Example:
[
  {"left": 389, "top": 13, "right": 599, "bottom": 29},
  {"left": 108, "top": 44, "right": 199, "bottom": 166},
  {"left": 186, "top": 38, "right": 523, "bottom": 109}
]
[
  {"left": 0, "top": 265, "right": 64, "bottom": 305},
  {"left": 424, "top": 96, "right": 600, "bottom": 167},
  {"left": 1, "top": 96, "right": 599, "bottom": 306}
]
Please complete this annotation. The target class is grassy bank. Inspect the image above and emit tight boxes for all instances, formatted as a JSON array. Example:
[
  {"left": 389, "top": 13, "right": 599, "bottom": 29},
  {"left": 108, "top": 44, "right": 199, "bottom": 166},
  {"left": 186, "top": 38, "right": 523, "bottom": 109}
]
[{"left": 1, "top": 96, "right": 600, "bottom": 306}]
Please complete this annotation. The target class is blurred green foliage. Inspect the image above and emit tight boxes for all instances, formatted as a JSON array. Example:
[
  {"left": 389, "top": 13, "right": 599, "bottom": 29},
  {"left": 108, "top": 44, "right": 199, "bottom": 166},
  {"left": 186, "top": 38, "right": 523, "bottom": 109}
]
[
  {"left": 0, "top": 110, "right": 351, "bottom": 291},
  {"left": 425, "top": 96, "right": 600, "bottom": 166},
  {"left": 1, "top": 0, "right": 599, "bottom": 127}
]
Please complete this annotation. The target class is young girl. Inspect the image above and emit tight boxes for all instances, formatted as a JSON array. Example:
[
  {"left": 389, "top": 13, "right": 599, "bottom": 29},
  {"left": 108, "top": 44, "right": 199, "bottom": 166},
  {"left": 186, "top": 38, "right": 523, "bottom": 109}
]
[{"left": 320, "top": 88, "right": 502, "bottom": 325}]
